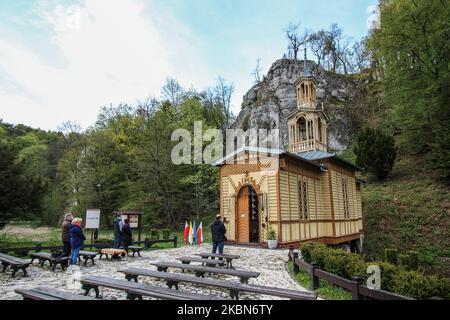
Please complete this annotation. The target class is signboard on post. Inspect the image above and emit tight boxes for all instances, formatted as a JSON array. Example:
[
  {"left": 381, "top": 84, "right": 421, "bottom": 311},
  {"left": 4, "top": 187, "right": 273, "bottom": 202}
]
[
  {"left": 127, "top": 214, "right": 139, "bottom": 229},
  {"left": 85, "top": 209, "right": 101, "bottom": 229}
]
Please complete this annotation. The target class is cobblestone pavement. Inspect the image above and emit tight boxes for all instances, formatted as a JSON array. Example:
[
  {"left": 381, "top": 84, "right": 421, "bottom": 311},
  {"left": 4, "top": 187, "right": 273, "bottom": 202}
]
[{"left": 0, "top": 244, "right": 312, "bottom": 300}]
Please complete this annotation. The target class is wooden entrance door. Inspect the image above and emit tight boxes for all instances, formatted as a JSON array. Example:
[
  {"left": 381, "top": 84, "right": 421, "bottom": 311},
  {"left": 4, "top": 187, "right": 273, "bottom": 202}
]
[{"left": 237, "top": 186, "right": 250, "bottom": 243}]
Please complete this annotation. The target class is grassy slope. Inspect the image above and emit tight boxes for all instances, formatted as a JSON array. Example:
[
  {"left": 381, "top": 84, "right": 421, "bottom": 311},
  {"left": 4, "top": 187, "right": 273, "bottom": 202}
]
[{"left": 342, "top": 149, "right": 450, "bottom": 277}]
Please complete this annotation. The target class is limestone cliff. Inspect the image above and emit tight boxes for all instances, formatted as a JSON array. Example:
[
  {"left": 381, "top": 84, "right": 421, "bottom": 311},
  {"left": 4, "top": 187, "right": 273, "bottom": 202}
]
[{"left": 233, "top": 58, "right": 361, "bottom": 153}]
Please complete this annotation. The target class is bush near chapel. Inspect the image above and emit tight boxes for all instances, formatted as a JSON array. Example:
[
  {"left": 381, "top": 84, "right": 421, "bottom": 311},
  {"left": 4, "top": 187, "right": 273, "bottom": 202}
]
[
  {"left": 353, "top": 128, "right": 397, "bottom": 180},
  {"left": 299, "top": 243, "right": 450, "bottom": 299}
]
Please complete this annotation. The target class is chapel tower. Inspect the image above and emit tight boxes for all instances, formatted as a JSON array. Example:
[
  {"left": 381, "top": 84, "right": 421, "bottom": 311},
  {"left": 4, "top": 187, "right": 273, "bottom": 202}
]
[{"left": 288, "top": 48, "right": 328, "bottom": 154}]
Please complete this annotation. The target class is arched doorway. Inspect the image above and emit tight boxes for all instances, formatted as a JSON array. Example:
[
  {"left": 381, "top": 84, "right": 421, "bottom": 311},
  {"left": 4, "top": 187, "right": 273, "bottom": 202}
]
[{"left": 236, "top": 185, "right": 259, "bottom": 244}]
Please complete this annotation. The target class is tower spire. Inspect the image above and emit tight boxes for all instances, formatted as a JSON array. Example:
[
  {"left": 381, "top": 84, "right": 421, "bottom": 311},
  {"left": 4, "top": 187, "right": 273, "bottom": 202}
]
[
  {"left": 304, "top": 46, "right": 307, "bottom": 71},
  {"left": 303, "top": 46, "right": 312, "bottom": 77}
]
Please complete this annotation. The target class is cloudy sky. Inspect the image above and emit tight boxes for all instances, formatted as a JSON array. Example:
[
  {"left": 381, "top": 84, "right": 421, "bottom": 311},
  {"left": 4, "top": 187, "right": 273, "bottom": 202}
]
[{"left": 0, "top": 0, "right": 376, "bottom": 131}]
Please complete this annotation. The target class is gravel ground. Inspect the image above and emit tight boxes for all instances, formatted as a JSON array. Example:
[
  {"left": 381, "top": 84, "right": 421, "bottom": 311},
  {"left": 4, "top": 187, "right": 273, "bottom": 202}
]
[{"left": 0, "top": 244, "right": 313, "bottom": 300}]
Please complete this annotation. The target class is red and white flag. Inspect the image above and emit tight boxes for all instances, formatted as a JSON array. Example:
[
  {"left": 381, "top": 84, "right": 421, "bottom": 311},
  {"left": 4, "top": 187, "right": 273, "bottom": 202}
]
[
  {"left": 183, "top": 221, "right": 189, "bottom": 245},
  {"left": 197, "top": 222, "right": 203, "bottom": 245}
]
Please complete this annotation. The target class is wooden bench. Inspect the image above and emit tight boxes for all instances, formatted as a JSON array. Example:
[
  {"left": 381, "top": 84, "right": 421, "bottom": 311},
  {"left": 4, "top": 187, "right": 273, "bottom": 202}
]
[
  {"left": 80, "top": 275, "right": 228, "bottom": 300},
  {"left": 0, "top": 253, "right": 31, "bottom": 278},
  {"left": 30, "top": 252, "right": 69, "bottom": 271},
  {"left": 77, "top": 250, "right": 97, "bottom": 266},
  {"left": 177, "top": 256, "right": 225, "bottom": 267},
  {"left": 119, "top": 267, "right": 317, "bottom": 300},
  {"left": 15, "top": 287, "right": 98, "bottom": 300},
  {"left": 151, "top": 261, "right": 259, "bottom": 283},
  {"left": 122, "top": 246, "right": 145, "bottom": 257},
  {"left": 197, "top": 253, "right": 240, "bottom": 269}
]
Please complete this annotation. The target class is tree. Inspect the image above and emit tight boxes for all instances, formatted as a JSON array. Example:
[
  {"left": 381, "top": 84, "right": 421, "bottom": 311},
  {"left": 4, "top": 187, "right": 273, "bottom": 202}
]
[
  {"left": 309, "top": 30, "right": 328, "bottom": 67},
  {"left": 354, "top": 127, "right": 397, "bottom": 180},
  {"left": 252, "top": 58, "right": 263, "bottom": 84},
  {"left": 213, "top": 77, "right": 235, "bottom": 129},
  {"left": 0, "top": 139, "right": 46, "bottom": 226},
  {"left": 370, "top": 0, "right": 450, "bottom": 179},
  {"left": 285, "top": 23, "right": 310, "bottom": 60},
  {"left": 161, "top": 78, "right": 183, "bottom": 106},
  {"left": 352, "top": 38, "right": 371, "bottom": 72}
]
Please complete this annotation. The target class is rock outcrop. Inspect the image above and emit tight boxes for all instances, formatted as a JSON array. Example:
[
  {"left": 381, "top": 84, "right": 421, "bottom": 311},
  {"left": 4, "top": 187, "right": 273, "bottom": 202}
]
[{"left": 233, "top": 59, "right": 361, "bottom": 153}]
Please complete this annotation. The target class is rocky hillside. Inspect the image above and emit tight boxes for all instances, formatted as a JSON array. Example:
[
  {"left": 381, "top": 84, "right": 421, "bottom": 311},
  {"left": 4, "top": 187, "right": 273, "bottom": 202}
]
[{"left": 234, "top": 58, "right": 365, "bottom": 153}]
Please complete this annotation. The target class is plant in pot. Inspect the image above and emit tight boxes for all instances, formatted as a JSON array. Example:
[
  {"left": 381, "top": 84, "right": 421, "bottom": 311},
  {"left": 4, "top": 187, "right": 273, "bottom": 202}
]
[{"left": 267, "top": 226, "right": 278, "bottom": 249}]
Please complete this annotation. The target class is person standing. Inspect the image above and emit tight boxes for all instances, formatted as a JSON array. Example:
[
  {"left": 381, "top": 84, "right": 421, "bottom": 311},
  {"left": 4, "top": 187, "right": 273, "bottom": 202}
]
[
  {"left": 121, "top": 219, "right": 132, "bottom": 254},
  {"left": 113, "top": 212, "right": 124, "bottom": 249},
  {"left": 61, "top": 213, "right": 73, "bottom": 257},
  {"left": 69, "top": 218, "right": 86, "bottom": 266},
  {"left": 211, "top": 214, "right": 227, "bottom": 256}
]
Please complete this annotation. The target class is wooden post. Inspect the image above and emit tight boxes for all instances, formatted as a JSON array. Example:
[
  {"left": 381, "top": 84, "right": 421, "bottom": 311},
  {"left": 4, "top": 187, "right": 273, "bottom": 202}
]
[
  {"left": 351, "top": 276, "right": 364, "bottom": 300},
  {"left": 293, "top": 252, "right": 300, "bottom": 274},
  {"left": 173, "top": 235, "right": 178, "bottom": 248},
  {"left": 138, "top": 215, "right": 142, "bottom": 242},
  {"left": 144, "top": 238, "right": 150, "bottom": 249},
  {"left": 288, "top": 245, "right": 294, "bottom": 261},
  {"left": 311, "top": 262, "right": 320, "bottom": 290}
]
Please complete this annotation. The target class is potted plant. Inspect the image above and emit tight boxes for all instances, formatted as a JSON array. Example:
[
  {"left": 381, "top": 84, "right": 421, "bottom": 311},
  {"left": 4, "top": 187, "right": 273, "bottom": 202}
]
[{"left": 267, "top": 226, "right": 278, "bottom": 249}]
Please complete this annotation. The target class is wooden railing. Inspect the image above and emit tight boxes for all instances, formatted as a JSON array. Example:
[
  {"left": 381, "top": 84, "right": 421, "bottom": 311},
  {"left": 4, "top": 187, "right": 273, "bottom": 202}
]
[
  {"left": 0, "top": 236, "right": 177, "bottom": 255},
  {"left": 289, "top": 140, "right": 327, "bottom": 154},
  {"left": 288, "top": 247, "right": 415, "bottom": 300}
]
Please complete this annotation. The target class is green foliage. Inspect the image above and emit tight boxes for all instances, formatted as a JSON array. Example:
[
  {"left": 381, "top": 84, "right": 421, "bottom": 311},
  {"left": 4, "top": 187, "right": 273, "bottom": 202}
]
[
  {"left": 393, "top": 271, "right": 450, "bottom": 300},
  {"left": 0, "top": 137, "right": 47, "bottom": 225},
  {"left": 370, "top": 0, "right": 450, "bottom": 180},
  {"left": 161, "top": 229, "right": 171, "bottom": 240},
  {"left": 354, "top": 127, "right": 397, "bottom": 180},
  {"left": 267, "top": 227, "right": 277, "bottom": 240},
  {"left": 385, "top": 248, "right": 399, "bottom": 265},
  {"left": 149, "top": 229, "right": 160, "bottom": 240},
  {"left": 296, "top": 243, "right": 449, "bottom": 299},
  {"left": 398, "top": 251, "right": 419, "bottom": 271}
]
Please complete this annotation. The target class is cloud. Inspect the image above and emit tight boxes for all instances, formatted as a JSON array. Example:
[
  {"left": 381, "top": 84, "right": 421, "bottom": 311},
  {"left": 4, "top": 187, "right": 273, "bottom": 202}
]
[{"left": 0, "top": 0, "right": 213, "bottom": 130}]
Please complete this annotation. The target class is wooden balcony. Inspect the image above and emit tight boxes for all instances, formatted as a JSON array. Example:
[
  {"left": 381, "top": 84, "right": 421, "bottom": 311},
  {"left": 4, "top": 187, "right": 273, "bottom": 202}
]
[{"left": 289, "top": 140, "right": 327, "bottom": 153}]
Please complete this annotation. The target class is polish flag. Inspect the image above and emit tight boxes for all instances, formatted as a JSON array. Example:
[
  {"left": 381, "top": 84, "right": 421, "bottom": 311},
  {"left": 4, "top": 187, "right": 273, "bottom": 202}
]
[
  {"left": 197, "top": 222, "right": 203, "bottom": 245},
  {"left": 183, "top": 221, "right": 189, "bottom": 245}
]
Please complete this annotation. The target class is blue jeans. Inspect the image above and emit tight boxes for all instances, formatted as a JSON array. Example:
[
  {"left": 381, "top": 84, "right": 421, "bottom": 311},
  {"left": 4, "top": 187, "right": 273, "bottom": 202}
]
[
  {"left": 212, "top": 241, "right": 224, "bottom": 255},
  {"left": 114, "top": 235, "right": 122, "bottom": 249},
  {"left": 70, "top": 246, "right": 81, "bottom": 265}
]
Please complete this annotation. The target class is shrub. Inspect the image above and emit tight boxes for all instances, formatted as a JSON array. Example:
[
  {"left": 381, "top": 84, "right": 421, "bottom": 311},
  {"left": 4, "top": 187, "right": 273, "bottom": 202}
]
[
  {"left": 385, "top": 248, "right": 399, "bottom": 265},
  {"left": 297, "top": 243, "right": 450, "bottom": 299},
  {"left": 393, "top": 270, "right": 450, "bottom": 300},
  {"left": 149, "top": 229, "right": 159, "bottom": 240},
  {"left": 376, "top": 261, "right": 401, "bottom": 291},
  {"left": 161, "top": 229, "right": 171, "bottom": 240},
  {"left": 354, "top": 127, "right": 397, "bottom": 180},
  {"left": 299, "top": 242, "right": 319, "bottom": 263},
  {"left": 267, "top": 227, "right": 277, "bottom": 240}
]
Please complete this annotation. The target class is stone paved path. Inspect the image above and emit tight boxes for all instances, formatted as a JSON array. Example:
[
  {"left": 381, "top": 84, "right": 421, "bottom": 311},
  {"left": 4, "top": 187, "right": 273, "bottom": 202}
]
[{"left": 0, "top": 244, "right": 312, "bottom": 300}]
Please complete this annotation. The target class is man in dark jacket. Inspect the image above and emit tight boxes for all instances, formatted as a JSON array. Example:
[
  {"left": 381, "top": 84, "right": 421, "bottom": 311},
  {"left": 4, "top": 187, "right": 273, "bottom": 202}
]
[
  {"left": 61, "top": 213, "right": 73, "bottom": 257},
  {"left": 211, "top": 214, "right": 227, "bottom": 255},
  {"left": 121, "top": 219, "right": 132, "bottom": 253},
  {"left": 113, "top": 212, "right": 124, "bottom": 249}
]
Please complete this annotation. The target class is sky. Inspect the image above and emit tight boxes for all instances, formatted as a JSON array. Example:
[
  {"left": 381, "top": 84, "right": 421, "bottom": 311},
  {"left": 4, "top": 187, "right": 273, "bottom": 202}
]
[{"left": 0, "top": 0, "right": 377, "bottom": 131}]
